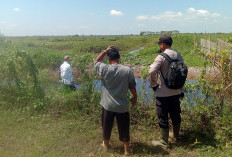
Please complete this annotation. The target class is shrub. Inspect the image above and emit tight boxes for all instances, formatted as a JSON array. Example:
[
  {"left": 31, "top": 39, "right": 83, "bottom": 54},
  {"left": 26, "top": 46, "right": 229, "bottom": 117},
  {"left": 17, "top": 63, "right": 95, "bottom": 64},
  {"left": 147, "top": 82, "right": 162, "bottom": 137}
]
[
  {"left": 181, "top": 39, "right": 232, "bottom": 145},
  {"left": 0, "top": 50, "right": 45, "bottom": 111}
]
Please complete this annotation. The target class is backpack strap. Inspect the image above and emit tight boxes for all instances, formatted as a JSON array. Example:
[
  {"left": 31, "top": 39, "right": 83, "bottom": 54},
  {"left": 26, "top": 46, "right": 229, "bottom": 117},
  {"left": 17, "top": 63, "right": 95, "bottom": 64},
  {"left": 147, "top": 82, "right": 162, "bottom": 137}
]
[
  {"left": 159, "top": 52, "right": 176, "bottom": 63},
  {"left": 158, "top": 52, "right": 176, "bottom": 84}
]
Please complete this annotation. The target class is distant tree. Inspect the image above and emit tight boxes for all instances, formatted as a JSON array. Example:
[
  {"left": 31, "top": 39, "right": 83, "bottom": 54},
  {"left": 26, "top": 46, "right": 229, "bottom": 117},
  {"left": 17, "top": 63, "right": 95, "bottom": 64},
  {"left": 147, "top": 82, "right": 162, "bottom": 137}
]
[
  {"left": 140, "top": 30, "right": 178, "bottom": 36},
  {"left": 0, "top": 31, "right": 5, "bottom": 42}
]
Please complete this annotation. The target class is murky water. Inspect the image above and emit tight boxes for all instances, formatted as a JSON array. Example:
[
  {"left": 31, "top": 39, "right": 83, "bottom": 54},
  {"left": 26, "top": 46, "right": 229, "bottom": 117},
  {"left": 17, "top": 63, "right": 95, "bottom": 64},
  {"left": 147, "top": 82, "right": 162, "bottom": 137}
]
[
  {"left": 75, "top": 78, "right": 208, "bottom": 106},
  {"left": 128, "top": 47, "right": 144, "bottom": 54}
]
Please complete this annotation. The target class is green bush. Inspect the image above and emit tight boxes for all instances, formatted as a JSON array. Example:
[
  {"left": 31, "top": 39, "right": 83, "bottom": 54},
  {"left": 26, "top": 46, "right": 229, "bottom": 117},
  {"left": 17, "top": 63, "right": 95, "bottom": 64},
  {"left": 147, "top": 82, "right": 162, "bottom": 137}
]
[
  {"left": 180, "top": 40, "right": 232, "bottom": 146},
  {"left": 0, "top": 50, "right": 45, "bottom": 111}
]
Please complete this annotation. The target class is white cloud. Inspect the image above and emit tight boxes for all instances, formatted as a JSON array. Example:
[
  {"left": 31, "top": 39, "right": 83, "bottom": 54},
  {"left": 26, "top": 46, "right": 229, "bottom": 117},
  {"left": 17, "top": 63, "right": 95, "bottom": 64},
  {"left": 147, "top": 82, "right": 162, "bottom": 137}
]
[
  {"left": 136, "top": 8, "right": 220, "bottom": 21},
  {"left": 188, "top": 8, "right": 210, "bottom": 16},
  {"left": 186, "top": 8, "right": 220, "bottom": 18},
  {"left": 1, "top": 21, "right": 7, "bottom": 24},
  {"left": 134, "top": 8, "right": 225, "bottom": 33},
  {"left": 137, "top": 11, "right": 182, "bottom": 21},
  {"left": 197, "top": 10, "right": 209, "bottom": 16},
  {"left": 136, "top": 15, "right": 149, "bottom": 20},
  {"left": 110, "top": 10, "right": 123, "bottom": 16},
  {"left": 150, "top": 16, "right": 161, "bottom": 20},
  {"left": 211, "top": 13, "right": 220, "bottom": 17},
  {"left": 152, "top": 11, "right": 182, "bottom": 20},
  {"left": 13, "top": 8, "right": 21, "bottom": 12},
  {"left": 187, "top": 8, "right": 195, "bottom": 13}
]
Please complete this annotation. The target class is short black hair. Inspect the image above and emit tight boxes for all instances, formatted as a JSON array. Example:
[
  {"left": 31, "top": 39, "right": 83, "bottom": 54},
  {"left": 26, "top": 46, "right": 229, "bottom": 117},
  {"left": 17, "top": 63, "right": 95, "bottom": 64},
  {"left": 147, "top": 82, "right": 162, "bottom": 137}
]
[
  {"left": 155, "top": 35, "right": 173, "bottom": 46},
  {"left": 106, "top": 47, "right": 120, "bottom": 60}
]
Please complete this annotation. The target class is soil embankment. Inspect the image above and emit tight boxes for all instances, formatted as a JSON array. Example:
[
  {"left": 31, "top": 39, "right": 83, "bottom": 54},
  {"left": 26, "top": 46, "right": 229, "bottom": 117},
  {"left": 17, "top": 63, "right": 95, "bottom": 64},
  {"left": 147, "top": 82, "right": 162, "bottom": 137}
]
[
  {"left": 66, "top": 65, "right": 220, "bottom": 82},
  {"left": 127, "top": 65, "right": 220, "bottom": 80}
]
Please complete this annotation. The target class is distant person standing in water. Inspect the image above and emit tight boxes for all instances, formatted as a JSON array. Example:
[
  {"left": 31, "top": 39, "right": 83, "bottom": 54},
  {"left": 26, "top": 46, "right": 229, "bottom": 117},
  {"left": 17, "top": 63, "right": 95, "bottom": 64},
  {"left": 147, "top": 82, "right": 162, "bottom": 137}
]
[
  {"left": 60, "top": 55, "right": 76, "bottom": 91},
  {"left": 94, "top": 45, "right": 137, "bottom": 156}
]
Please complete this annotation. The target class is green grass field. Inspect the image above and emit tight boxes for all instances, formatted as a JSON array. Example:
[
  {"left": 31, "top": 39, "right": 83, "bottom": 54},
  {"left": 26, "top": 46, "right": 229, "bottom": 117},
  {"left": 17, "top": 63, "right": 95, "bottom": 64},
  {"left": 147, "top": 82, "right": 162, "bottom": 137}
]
[
  {"left": 1, "top": 105, "right": 232, "bottom": 157},
  {"left": 2, "top": 33, "right": 215, "bottom": 68},
  {"left": 0, "top": 33, "right": 232, "bottom": 156},
  {"left": 2, "top": 104, "right": 232, "bottom": 157}
]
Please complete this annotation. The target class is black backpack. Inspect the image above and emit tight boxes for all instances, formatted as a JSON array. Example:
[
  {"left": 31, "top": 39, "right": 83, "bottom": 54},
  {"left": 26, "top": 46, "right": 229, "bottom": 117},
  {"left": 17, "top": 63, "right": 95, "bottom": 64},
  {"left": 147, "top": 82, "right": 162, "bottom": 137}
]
[{"left": 159, "top": 52, "right": 188, "bottom": 89}]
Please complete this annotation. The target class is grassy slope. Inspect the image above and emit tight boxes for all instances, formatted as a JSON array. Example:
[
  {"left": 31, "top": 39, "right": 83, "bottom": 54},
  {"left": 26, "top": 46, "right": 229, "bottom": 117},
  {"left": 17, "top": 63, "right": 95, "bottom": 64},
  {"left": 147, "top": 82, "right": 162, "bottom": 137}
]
[
  {"left": 121, "top": 34, "right": 207, "bottom": 67},
  {"left": 1, "top": 105, "right": 232, "bottom": 157}
]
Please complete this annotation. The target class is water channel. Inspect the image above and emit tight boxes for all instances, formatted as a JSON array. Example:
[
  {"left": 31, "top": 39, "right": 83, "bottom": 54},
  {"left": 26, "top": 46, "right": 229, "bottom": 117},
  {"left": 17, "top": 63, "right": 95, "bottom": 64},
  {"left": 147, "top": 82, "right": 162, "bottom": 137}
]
[
  {"left": 75, "top": 78, "right": 208, "bottom": 106},
  {"left": 74, "top": 46, "right": 207, "bottom": 106}
]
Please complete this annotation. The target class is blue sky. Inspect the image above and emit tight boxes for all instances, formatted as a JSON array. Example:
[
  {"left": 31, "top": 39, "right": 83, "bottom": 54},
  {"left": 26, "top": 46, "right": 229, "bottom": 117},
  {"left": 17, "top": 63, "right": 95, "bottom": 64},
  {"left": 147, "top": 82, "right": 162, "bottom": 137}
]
[{"left": 0, "top": 0, "right": 232, "bottom": 36}]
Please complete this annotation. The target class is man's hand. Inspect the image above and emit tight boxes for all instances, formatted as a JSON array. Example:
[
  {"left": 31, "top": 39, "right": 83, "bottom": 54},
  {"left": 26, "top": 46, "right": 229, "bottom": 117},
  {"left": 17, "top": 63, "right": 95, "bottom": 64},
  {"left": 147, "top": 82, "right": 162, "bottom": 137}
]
[
  {"left": 106, "top": 45, "right": 115, "bottom": 52},
  {"left": 129, "top": 88, "right": 137, "bottom": 107},
  {"left": 152, "top": 85, "right": 158, "bottom": 92},
  {"left": 130, "top": 96, "right": 137, "bottom": 107},
  {"left": 94, "top": 45, "right": 115, "bottom": 64},
  {"left": 179, "top": 92, "right": 184, "bottom": 100}
]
